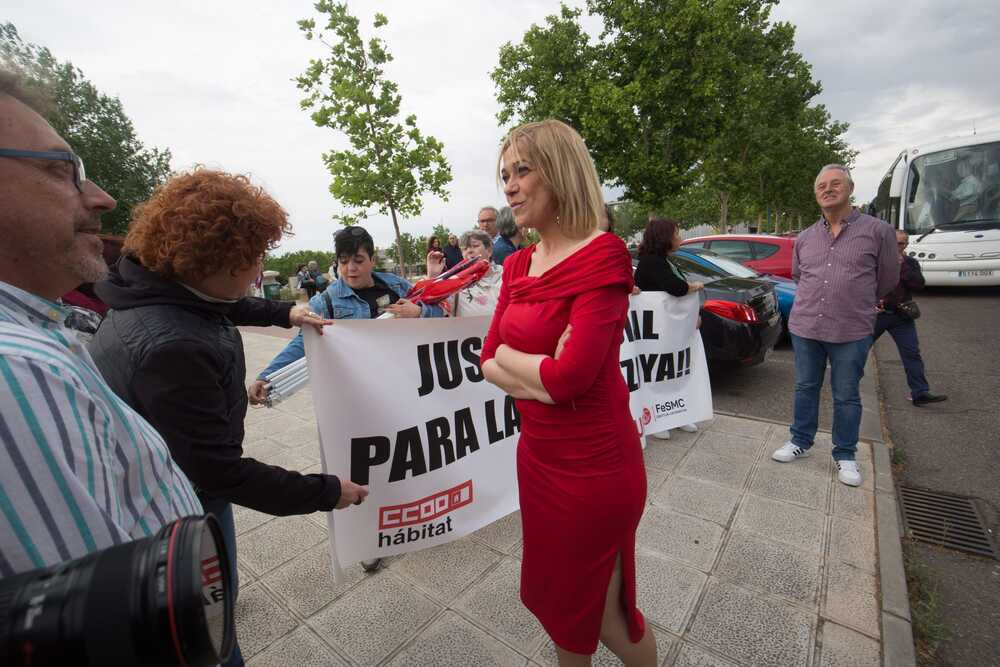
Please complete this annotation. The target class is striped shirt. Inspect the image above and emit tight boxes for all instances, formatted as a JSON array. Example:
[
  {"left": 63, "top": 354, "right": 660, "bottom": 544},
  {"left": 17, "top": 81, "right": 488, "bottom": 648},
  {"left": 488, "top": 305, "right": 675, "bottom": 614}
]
[
  {"left": 0, "top": 281, "right": 202, "bottom": 576},
  {"left": 789, "top": 209, "right": 900, "bottom": 343}
]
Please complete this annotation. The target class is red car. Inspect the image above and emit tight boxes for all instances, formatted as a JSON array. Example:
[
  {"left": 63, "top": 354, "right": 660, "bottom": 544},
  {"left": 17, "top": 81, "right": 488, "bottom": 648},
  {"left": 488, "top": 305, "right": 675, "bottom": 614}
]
[{"left": 680, "top": 234, "right": 796, "bottom": 279}]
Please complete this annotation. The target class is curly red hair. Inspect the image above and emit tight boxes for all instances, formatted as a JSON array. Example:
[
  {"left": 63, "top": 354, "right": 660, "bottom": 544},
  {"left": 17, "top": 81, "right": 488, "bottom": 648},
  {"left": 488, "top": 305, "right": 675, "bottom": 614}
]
[{"left": 124, "top": 168, "right": 291, "bottom": 282}]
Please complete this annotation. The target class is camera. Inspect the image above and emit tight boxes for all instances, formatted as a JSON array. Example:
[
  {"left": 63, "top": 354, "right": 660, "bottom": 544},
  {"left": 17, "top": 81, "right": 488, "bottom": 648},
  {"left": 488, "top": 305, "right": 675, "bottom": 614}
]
[{"left": 0, "top": 515, "right": 234, "bottom": 666}]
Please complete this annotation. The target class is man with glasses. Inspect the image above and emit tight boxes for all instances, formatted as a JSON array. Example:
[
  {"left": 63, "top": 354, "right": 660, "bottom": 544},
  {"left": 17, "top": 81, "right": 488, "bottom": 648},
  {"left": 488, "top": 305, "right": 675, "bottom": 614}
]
[
  {"left": 477, "top": 206, "right": 501, "bottom": 243},
  {"left": 874, "top": 230, "right": 947, "bottom": 407},
  {"left": 0, "top": 69, "right": 202, "bottom": 576}
]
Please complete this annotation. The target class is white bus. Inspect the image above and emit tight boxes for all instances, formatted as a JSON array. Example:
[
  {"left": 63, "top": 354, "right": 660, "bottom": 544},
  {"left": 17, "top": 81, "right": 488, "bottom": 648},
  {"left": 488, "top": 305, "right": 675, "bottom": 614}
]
[{"left": 874, "top": 131, "right": 1000, "bottom": 286}]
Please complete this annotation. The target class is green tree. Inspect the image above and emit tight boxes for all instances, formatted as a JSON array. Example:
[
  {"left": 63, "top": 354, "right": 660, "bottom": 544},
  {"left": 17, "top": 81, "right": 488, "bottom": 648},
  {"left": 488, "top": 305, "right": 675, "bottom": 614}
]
[
  {"left": 264, "top": 249, "right": 337, "bottom": 285},
  {"left": 1, "top": 23, "right": 172, "bottom": 235},
  {"left": 296, "top": 2, "right": 452, "bottom": 275},
  {"left": 430, "top": 223, "right": 452, "bottom": 245},
  {"left": 379, "top": 232, "right": 420, "bottom": 274},
  {"left": 492, "top": 1, "right": 854, "bottom": 228}
]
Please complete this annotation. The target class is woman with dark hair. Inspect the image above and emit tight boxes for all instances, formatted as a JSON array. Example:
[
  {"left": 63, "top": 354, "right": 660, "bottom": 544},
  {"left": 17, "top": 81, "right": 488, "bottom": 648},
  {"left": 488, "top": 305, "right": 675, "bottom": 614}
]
[
  {"left": 634, "top": 217, "right": 704, "bottom": 440},
  {"left": 426, "top": 234, "right": 443, "bottom": 256}
]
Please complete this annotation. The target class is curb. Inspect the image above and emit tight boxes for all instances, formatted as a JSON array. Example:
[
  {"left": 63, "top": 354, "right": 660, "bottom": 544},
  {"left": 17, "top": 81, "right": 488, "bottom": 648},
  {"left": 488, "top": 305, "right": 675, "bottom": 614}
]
[
  {"left": 870, "top": 346, "right": 918, "bottom": 667},
  {"left": 860, "top": 352, "right": 884, "bottom": 444}
]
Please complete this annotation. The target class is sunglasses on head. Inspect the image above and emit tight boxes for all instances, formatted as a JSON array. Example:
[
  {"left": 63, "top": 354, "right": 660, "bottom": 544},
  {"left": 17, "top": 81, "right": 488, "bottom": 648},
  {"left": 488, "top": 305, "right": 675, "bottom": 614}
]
[{"left": 334, "top": 226, "right": 371, "bottom": 241}]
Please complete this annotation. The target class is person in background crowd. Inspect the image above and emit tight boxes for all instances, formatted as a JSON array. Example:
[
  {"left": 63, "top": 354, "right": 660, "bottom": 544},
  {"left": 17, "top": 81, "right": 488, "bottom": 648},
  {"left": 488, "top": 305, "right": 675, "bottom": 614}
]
[
  {"left": 772, "top": 164, "right": 899, "bottom": 487},
  {"left": 89, "top": 168, "right": 369, "bottom": 667},
  {"left": 478, "top": 205, "right": 500, "bottom": 242},
  {"left": 0, "top": 68, "right": 202, "bottom": 576},
  {"left": 428, "top": 229, "right": 503, "bottom": 316},
  {"left": 297, "top": 262, "right": 317, "bottom": 298},
  {"left": 308, "top": 259, "right": 328, "bottom": 293},
  {"left": 481, "top": 119, "right": 657, "bottom": 666},
  {"left": 492, "top": 206, "right": 523, "bottom": 266},
  {"left": 443, "top": 232, "right": 463, "bottom": 269},
  {"left": 633, "top": 217, "right": 705, "bottom": 440},
  {"left": 876, "top": 230, "right": 947, "bottom": 407},
  {"left": 426, "top": 234, "right": 442, "bottom": 259}
]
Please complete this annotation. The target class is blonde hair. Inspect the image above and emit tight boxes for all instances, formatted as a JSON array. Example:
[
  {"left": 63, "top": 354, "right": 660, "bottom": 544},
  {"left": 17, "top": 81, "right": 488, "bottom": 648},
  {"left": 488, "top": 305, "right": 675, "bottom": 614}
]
[{"left": 498, "top": 119, "right": 603, "bottom": 239}]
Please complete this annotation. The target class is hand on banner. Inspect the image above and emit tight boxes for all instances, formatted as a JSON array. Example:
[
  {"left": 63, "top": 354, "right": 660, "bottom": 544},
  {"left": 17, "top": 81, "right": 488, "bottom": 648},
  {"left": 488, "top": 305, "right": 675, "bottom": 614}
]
[
  {"left": 631, "top": 286, "right": 642, "bottom": 295},
  {"left": 386, "top": 298, "right": 421, "bottom": 318},
  {"left": 289, "top": 305, "right": 334, "bottom": 334},
  {"left": 554, "top": 324, "right": 572, "bottom": 359},
  {"left": 248, "top": 380, "right": 269, "bottom": 405},
  {"left": 336, "top": 480, "right": 369, "bottom": 509},
  {"left": 688, "top": 281, "right": 705, "bottom": 292}
]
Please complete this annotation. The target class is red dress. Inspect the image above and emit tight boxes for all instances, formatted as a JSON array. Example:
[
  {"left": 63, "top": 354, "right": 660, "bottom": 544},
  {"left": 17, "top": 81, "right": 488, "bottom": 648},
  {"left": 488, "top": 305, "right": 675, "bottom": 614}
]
[{"left": 480, "top": 232, "right": 647, "bottom": 654}]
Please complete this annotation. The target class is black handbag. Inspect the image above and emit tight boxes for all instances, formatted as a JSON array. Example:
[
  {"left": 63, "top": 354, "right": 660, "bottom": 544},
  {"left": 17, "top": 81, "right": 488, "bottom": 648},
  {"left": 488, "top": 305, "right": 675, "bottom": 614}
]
[{"left": 896, "top": 300, "right": 921, "bottom": 320}]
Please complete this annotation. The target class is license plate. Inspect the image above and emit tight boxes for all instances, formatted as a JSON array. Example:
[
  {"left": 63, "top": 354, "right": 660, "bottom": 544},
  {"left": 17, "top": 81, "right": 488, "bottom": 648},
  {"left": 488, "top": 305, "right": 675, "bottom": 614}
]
[{"left": 956, "top": 270, "right": 995, "bottom": 277}]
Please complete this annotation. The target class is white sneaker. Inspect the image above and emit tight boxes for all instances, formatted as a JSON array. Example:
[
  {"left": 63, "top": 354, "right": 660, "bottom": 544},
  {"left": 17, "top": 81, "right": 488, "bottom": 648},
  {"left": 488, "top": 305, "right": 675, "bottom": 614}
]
[
  {"left": 772, "top": 441, "right": 811, "bottom": 462},
  {"left": 679, "top": 424, "right": 698, "bottom": 433},
  {"left": 836, "top": 460, "right": 862, "bottom": 487},
  {"left": 649, "top": 429, "right": 671, "bottom": 440}
]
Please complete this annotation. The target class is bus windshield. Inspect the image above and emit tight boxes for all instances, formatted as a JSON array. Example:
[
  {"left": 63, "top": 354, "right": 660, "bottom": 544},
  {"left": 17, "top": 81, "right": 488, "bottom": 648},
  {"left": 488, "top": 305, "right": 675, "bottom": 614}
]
[{"left": 904, "top": 141, "right": 1000, "bottom": 234}]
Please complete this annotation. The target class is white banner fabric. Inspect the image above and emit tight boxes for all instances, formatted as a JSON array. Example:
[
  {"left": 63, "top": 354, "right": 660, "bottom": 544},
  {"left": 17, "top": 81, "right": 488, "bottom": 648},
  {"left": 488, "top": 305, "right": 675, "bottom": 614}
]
[{"left": 305, "top": 292, "right": 712, "bottom": 569}]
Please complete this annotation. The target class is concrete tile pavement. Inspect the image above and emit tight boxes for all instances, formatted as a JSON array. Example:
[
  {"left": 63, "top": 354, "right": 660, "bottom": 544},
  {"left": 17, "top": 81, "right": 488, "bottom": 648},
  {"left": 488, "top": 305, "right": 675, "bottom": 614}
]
[{"left": 234, "top": 332, "right": 900, "bottom": 665}]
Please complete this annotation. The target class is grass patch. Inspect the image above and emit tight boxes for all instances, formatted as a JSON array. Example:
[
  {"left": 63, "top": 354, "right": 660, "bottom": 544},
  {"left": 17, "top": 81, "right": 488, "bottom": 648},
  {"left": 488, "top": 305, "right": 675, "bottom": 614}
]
[
  {"left": 903, "top": 542, "right": 949, "bottom": 665},
  {"left": 890, "top": 445, "right": 907, "bottom": 466}
]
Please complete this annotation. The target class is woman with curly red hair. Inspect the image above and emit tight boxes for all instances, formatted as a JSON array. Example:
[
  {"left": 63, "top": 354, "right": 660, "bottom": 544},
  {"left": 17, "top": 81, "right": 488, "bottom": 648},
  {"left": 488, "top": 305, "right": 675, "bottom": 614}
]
[{"left": 88, "top": 168, "right": 368, "bottom": 667}]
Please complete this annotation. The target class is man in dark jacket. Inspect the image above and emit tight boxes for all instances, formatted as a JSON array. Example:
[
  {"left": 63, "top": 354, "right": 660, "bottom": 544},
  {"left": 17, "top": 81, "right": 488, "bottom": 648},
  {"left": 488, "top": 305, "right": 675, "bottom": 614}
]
[
  {"left": 443, "top": 233, "right": 463, "bottom": 269},
  {"left": 875, "top": 230, "right": 947, "bottom": 406},
  {"left": 89, "top": 168, "right": 367, "bottom": 667}
]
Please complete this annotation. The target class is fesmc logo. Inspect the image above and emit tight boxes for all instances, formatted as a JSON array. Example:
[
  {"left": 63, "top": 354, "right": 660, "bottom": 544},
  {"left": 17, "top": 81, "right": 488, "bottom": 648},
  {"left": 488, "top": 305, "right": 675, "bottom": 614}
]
[
  {"left": 376, "top": 480, "right": 473, "bottom": 548},
  {"left": 641, "top": 407, "right": 652, "bottom": 426}
]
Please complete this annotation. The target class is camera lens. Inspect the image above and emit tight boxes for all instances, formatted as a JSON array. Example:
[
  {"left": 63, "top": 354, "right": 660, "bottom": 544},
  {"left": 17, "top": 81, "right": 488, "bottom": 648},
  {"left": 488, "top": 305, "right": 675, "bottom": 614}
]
[{"left": 0, "top": 514, "right": 234, "bottom": 667}]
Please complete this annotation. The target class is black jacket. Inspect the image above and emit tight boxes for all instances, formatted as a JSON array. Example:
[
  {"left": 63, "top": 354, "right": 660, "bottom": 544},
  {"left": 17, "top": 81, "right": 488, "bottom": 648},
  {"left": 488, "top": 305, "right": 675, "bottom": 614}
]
[
  {"left": 90, "top": 256, "right": 342, "bottom": 515},
  {"left": 634, "top": 254, "right": 689, "bottom": 297},
  {"left": 883, "top": 255, "right": 925, "bottom": 310}
]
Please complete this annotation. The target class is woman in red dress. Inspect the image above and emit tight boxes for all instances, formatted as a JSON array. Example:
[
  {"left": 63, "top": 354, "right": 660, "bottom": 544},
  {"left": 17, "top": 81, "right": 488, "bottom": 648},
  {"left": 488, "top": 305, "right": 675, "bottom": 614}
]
[{"left": 480, "top": 120, "right": 656, "bottom": 666}]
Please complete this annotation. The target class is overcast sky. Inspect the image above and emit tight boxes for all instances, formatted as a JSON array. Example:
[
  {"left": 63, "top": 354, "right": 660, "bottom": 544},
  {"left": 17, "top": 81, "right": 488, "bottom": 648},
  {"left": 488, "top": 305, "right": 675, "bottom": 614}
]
[{"left": 6, "top": 1, "right": 999, "bottom": 251}]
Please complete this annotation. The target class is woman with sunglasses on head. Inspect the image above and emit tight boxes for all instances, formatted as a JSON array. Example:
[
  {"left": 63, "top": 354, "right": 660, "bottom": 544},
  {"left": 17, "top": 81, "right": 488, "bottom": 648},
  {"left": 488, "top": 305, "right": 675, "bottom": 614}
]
[
  {"left": 481, "top": 120, "right": 656, "bottom": 666},
  {"left": 250, "top": 225, "right": 446, "bottom": 406}
]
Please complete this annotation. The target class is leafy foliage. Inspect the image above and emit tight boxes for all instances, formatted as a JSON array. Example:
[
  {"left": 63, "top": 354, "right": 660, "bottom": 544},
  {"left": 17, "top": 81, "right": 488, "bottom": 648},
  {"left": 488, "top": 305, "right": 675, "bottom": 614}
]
[
  {"left": 492, "top": 1, "right": 854, "bottom": 230},
  {"left": 296, "top": 2, "right": 452, "bottom": 274},
  {"left": 264, "top": 249, "right": 337, "bottom": 285},
  {"left": 1, "top": 23, "right": 172, "bottom": 235}
]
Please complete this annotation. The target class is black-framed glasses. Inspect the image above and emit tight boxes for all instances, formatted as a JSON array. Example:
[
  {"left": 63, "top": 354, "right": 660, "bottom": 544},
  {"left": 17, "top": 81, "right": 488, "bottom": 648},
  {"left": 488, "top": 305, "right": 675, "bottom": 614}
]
[{"left": 0, "top": 149, "right": 87, "bottom": 192}]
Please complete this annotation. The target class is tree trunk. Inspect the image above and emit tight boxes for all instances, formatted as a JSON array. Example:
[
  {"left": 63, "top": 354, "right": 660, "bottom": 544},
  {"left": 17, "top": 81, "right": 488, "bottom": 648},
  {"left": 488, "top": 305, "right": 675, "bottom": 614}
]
[
  {"left": 389, "top": 205, "right": 405, "bottom": 276},
  {"left": 717, "top": 191, "right": 730, "bottom": 234}
]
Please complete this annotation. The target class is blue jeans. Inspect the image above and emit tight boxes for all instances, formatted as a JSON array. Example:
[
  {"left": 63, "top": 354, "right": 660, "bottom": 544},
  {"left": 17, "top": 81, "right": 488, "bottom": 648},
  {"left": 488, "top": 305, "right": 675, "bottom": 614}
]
[
  {"left": 874, "top": 311, "right": 930, "bottom": 399},
  {"left": 200, "top": 496, "right": 245, "bottom": 667},
  {"left": 789, "top": 333, "right": 873, "bottom": 461}
]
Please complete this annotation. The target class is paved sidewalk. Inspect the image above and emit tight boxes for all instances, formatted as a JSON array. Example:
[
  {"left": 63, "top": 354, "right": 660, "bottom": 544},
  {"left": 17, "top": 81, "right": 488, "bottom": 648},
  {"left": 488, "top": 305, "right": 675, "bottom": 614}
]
[{"left": 235, "top": 332, "right": 891, "bottom": 666}]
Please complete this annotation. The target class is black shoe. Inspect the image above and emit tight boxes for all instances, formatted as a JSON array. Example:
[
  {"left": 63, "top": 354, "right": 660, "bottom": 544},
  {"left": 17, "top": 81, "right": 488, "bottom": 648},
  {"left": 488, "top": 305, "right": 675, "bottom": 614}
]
[
  {"left": 913, "top": 393, "right": 948, "bottom": 406},
  {"left": 361, "top": 558, "right": 383, "bottom": 572}
]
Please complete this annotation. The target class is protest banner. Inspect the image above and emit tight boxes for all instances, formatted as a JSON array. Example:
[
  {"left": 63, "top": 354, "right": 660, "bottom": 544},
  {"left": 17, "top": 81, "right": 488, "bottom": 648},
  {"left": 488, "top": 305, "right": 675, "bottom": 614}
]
[
  {"left": 622, "top": 292, "right": 714, "bottom": 436},
  {"left": 305, "top": 292, "right": 711, "bottom": 570}
]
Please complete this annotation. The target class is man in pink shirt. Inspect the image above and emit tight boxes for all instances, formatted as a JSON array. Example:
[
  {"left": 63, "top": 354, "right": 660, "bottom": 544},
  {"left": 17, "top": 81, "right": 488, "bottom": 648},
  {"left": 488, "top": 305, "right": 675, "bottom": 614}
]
[{"left": 772, "top": 165, "right": 899, "bottom": 487}]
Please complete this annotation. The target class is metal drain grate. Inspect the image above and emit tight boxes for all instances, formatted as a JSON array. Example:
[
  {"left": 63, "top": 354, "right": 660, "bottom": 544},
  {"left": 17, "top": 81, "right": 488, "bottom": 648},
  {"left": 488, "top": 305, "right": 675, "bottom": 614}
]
[{"left": 899, "top": 486, "right": 997, "bottom": 559}]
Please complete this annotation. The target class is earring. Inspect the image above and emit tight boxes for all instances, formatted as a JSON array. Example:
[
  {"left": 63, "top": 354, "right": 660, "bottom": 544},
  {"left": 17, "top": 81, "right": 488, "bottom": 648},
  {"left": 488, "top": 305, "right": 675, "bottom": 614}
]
[{"left": 555, "top": 216, "right": 561, "bottom": 226}]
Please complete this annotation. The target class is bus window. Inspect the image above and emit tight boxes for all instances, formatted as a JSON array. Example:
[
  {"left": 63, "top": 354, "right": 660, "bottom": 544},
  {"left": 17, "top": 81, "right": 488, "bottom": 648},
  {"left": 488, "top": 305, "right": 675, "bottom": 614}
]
[{"left": 904, "top": 141, "right": 1000, "bottom": 234}]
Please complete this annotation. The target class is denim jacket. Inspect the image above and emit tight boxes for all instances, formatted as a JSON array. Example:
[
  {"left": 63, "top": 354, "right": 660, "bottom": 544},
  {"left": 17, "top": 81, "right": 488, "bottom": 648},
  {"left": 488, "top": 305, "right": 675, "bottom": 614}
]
[{"left": 257, "top": 272, "right": 443, "bottom": 380}]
